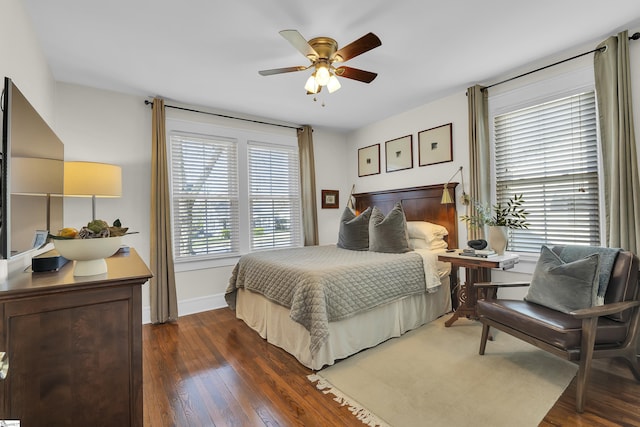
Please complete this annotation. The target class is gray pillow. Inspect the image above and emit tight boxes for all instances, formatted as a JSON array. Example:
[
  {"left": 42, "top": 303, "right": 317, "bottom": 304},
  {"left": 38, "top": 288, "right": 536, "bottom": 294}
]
[
  {"left": 337, "top": 207, "right": 371, "bottom": 251},
  {"left": 525, "top": 245, "right": 600, "bottom": 314},
  {"left": 368, "top": 203, "right": 411, "bottom": 253}
]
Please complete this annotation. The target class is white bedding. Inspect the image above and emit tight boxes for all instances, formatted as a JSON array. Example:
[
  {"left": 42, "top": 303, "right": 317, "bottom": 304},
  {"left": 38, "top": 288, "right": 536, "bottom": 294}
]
[{"left": 234, "top": 249, "right": 452, "bottom": 370}]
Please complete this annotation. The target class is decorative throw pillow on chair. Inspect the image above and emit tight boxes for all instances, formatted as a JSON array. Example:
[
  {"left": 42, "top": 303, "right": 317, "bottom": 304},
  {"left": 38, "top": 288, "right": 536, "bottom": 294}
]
[{"left": 525, "top": 245, "right": 600, "bottom": 313}]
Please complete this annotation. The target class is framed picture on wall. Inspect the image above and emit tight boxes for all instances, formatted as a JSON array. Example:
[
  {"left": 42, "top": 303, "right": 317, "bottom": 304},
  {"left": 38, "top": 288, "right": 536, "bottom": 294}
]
[
  {"left": 358, "top": 144, "right": 381, "bottom": 177},
  {"left": 385, "top": 135, "right": 413, "bottom": 173},
  {"left": 418, "top": 123, "right": 453, "bottom": 166},
  {"left": 321, "top": 190, "right": 339, "bottom": 209}
]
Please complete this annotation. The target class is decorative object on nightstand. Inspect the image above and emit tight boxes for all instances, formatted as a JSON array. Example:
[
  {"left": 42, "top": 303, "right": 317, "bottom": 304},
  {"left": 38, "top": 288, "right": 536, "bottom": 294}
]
[
  {"left": 64, "top": 161, "right": 122, "bottom": 220},
  {"left": 460, "top": 193, "right": 529, "bottom": 254}
]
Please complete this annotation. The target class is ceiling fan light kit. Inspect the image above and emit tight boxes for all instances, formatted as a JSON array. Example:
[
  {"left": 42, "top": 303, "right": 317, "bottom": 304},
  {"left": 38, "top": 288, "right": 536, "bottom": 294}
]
[{"left": 259, "top": 30, "right": 381, "bottom": 95}]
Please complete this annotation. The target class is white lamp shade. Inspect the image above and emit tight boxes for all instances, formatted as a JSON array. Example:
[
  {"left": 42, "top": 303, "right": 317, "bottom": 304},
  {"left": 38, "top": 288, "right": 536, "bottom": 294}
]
[
  {"left": 64, "top": 161, "right": 122, "bottom": 197},
  {"left": 327, "top": 75, "right": 341, "bottom": 93},
  {"left": 315, "top": 65, "right": 330, "bottom": 86},
  {"left": 304, "top": 75, "right": 319, "bottom": 94},
  {"left": 11, "top": 157, "right": 64, "bottom": 196}
]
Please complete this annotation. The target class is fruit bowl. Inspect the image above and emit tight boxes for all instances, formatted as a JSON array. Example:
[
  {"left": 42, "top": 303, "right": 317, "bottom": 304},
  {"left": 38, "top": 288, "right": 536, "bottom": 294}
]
[{"left": 53, "top": 236, "right": 122, "bottom": 276}]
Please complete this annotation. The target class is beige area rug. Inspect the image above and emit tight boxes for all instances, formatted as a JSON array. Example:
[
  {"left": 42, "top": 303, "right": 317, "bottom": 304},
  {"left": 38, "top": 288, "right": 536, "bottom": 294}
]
[{"left": 308, "top": 316, "right": 578, "bottom": 427}]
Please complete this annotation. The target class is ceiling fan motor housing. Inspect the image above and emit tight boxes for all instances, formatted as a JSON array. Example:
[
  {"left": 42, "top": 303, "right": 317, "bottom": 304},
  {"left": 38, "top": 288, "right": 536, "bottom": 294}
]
[{"left": 307, "top": 37, "right": 339, "bottom": 61}]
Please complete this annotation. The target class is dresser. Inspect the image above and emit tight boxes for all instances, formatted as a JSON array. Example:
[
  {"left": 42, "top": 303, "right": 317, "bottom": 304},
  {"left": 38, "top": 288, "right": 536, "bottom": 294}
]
[{"left": 0, "top": 249, "right": 151, "bottom": 426}]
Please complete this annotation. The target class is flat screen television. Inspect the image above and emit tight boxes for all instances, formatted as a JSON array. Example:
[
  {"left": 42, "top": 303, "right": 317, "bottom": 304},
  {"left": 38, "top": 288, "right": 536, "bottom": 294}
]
[{"left": 1, "top": 77, "right": 64, "bottom": 260}]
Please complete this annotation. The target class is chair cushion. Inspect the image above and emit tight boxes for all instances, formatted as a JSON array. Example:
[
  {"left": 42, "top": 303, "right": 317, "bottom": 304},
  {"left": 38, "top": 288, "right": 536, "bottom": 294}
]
[
  {"left": 477, "top": 299, "right": 629, "bottom": 350},
  {"left": 525, "top": 246, "right": 600, "bottom": 313}
]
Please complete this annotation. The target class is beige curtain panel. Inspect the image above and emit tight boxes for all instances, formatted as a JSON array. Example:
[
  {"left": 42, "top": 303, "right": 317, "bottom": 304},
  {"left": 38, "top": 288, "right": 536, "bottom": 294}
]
[
  {"left": 150, "top": 97, "right": 178, "bottom": 323},
  {"left": 467, "top": 85, "right": 491, "bottom": 240},
  {"left": 298, "top": 125, "right": 319, "bottom": 246},
  {"left": 594, "top": 30, "right": 640, "bottom": 254}
]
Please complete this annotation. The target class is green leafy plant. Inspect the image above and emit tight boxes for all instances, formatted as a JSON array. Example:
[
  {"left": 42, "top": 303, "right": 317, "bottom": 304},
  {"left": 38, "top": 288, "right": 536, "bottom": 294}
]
[{"left": 460, "top": 194, "right": 529, "bottom": 229}]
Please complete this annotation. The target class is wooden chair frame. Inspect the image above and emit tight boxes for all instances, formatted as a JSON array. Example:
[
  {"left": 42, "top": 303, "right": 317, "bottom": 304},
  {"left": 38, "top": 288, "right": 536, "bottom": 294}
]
[{"left": 476, "top": 281, "right": 640, "bottom": 413}]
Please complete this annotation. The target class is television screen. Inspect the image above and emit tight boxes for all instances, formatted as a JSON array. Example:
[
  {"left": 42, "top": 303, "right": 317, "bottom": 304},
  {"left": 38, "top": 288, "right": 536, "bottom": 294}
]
[{"left": 1, "top": 77, "right": 64, "bottom": 259}]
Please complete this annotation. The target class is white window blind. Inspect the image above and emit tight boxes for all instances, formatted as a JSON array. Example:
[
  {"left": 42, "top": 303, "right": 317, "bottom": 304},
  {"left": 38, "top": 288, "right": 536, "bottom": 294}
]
[
  {"left": 248, "top": 142, "right": 302, "bottom": 250},
  {"left": 170, "top": 132, "right": 239, "bottom": 260},
  {"left": 494, "top": 91, "right": 599, "bottom": 253}
]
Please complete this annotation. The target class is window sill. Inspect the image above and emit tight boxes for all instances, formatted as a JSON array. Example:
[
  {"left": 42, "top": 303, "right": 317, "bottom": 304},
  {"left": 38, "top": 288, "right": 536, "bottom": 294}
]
[
  {"left": 504, "top": 251, "right": 538, "bottom": 275},
  {"left": 174, "top": 255, "right": 240, "bottom": 273}
]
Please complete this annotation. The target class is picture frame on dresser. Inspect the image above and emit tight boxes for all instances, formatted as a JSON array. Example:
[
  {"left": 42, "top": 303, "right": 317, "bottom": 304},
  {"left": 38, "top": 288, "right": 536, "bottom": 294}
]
[
  {"left": 419, "top": 123, "right": 453, "bottom": 166},
  {"left": 385, "top": 135, "right": 413, "bottom": 173},
  {"left": 358, "top": 144, "right": 381, "bottom": 177}
]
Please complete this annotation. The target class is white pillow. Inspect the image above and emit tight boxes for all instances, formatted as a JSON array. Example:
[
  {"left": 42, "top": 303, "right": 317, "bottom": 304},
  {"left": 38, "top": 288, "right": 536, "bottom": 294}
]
[
  {"left": 406, "top": 221, "right": 448, "bottom": 242},
  {"left": 409, "top": 238, "right": 448, "bottom": 250}
]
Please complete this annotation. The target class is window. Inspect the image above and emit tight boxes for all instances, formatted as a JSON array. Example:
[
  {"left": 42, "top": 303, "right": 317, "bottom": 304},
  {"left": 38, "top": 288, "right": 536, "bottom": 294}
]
[
  {"left": 170, "top": 132, "right": 239, "bottom": 260},
  {"left": 248, "top": 142, "right": 302, "bottom": 250},
  {"left": 167, "top": 118, "right": 302, "bottom": 265},
  {"left": 493, "top": 91, "right": 599, "bottom": 253}
]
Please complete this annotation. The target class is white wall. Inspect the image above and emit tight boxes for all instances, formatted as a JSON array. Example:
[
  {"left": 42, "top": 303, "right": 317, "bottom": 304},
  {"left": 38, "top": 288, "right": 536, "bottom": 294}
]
[
  {"left": 0, "top": 0, "right": 55, "bottom": 125},
  {"left": 347, "top": 92, "right": 470, "bottom": 248}
]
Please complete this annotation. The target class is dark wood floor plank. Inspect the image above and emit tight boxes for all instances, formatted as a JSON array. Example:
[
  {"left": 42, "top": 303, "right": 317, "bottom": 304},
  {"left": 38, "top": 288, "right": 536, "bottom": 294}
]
[{"left": 144, "top": 308, "right": 640, "bottom": 427}]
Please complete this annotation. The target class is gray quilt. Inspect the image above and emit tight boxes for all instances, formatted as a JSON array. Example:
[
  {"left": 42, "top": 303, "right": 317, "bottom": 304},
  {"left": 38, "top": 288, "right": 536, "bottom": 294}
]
[{"left": 225, "top": 245, "right": 428, "bottom": 355}]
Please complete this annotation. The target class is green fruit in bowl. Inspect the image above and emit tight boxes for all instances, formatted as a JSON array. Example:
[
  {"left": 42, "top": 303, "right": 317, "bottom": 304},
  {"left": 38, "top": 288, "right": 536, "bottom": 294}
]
[{"left": 87, "top": 219, "right": 109, "bottom": 234}]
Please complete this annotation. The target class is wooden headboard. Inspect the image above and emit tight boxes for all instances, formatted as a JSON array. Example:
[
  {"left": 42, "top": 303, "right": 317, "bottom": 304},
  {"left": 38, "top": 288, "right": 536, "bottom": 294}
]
[{"left": 353, "top": 184, "right": 459, "bottom": 249}]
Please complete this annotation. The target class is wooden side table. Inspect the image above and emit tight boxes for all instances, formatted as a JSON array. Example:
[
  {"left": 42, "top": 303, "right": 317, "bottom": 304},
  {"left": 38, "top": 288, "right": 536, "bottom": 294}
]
[{"left": 438, "top": 251, "right": 519, "bottom": 327}]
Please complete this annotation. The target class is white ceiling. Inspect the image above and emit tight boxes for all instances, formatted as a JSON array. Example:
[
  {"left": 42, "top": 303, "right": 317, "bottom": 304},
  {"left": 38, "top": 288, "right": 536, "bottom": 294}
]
[{"left": 22, "top": 0, "right": 640, "bottom": 132}]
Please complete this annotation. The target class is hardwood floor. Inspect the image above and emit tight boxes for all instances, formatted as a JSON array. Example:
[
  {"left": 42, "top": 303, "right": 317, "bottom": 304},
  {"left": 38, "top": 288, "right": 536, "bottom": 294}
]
[{"left": 143, "top": 308, "right": 640, "bottom": 426}]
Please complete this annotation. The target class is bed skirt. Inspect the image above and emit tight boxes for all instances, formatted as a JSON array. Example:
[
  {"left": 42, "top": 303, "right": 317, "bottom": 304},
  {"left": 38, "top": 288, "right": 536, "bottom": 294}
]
[{"left": 235, "top": 276, "right": 451, "bottom": 370}]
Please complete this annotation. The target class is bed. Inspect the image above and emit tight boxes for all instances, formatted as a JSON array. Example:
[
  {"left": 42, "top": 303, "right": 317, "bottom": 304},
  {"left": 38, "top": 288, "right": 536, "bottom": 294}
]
[{"left": 225, "top": 184, "right": 459, "bottom": 370}]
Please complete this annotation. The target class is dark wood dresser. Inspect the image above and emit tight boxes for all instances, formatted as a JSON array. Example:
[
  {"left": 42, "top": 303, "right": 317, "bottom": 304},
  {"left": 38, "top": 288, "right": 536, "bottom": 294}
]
[{"left": 0, "top": 249, "right": 151, "bottom": 426}]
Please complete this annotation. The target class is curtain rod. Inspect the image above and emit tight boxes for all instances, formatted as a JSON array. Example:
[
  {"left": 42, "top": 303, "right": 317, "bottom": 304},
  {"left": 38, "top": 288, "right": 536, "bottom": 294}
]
[
  {"left": 144, "top": 100, "right": 302, "bottom": 131},
  {"left": 484, "top": 31, "right": 640, "bottom": 91}
]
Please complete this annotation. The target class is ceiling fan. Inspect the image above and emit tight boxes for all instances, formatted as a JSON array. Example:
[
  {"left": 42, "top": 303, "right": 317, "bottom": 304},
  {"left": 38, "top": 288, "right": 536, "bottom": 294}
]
[{"left": 258, "top": 30, "right": 382, "bottom": 94}]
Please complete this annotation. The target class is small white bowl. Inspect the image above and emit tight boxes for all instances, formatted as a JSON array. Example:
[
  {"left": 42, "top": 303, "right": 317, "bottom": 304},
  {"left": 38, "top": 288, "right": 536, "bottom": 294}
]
[{"left": 53, "top": 236, "right": 122, "bottom": 276}]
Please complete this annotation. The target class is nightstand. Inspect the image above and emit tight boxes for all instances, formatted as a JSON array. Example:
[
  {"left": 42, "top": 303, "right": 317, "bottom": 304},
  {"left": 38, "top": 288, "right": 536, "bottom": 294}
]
[{"left": 438, "top": 251, "right": 519, "bottom": 327}]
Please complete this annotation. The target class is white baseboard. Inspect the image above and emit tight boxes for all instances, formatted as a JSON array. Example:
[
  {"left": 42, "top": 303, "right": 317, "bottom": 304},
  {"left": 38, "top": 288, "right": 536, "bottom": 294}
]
[{"left": 142, "top": 293, "right": 227, "bottom": 324}]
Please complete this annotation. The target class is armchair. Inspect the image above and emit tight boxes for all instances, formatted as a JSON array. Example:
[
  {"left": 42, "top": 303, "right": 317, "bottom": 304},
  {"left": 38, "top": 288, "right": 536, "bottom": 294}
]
[{"left": 475, "top": 246, "right": 640, "bottom": 413}]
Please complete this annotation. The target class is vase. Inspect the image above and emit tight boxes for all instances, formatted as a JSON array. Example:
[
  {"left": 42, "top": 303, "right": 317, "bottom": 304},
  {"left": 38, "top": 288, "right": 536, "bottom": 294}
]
[{"left": 488, "top": 226, "right": 508, "bottom": 255}]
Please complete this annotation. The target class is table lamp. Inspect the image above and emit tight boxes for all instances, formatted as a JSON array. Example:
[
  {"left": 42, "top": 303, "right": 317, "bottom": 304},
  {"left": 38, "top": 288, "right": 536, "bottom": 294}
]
[{"left": 64, "top": 161, "right": 122, "bottom": 220}]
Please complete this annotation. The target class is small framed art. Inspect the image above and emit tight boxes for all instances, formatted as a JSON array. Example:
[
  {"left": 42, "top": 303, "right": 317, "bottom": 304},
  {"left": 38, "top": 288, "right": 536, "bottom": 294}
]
[
  {"left": 358, "top": 144, "right": 381, "bottom": 177},
  {"left": 385, "top": 135, "right": 413, "bottom": 173},
  {"left": 418, "top": 123, "right": 453, "bottom": 166},
  {"left": 321, "top": 190, "right": 339, "bottom": 209}
]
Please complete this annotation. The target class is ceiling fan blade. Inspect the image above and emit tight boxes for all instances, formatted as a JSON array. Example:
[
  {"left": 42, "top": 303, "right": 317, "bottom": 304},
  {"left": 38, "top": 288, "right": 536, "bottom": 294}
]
[
  {"left": 332, "top": 32, "right": 381, "bottom": 62},
  {"left": 334, "top": 66, "right": 378, "bottom": 83},
  {"left": 259, "top": 66, "right": 307, "bottom": 76},
  {"left": 279, "top": 29, "right": 319, "bottom": 60}
]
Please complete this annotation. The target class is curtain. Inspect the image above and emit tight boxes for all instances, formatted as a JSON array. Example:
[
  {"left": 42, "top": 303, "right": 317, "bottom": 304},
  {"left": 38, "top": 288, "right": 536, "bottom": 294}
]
[
  {"left": 150, "top": 98, "right": 178, "bottom": 323},
  {"left": 297, "top": 125, "right": 319, "bottom": 246},
  {"left": 467, "top": 85, "right": 491, "bottom": 240},
  {"left": 594, "top": 31, "right": 640, "bottom": 253}
]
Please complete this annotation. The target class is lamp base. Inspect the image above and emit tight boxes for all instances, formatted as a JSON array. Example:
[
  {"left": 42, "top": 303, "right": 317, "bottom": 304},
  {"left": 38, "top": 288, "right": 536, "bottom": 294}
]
[{"left": 72, "top": 258, "right": 108, "bottom": 276}]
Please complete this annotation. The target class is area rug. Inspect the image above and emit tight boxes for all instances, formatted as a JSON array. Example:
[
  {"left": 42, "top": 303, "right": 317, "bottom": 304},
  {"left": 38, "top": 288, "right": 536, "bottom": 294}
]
[{"left": 308, "top": 316, "right": 577, "bottom": 427}]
